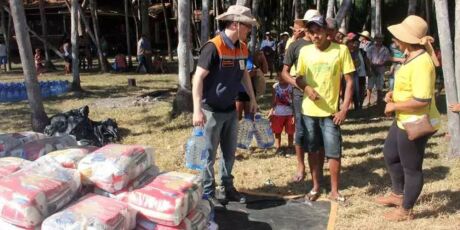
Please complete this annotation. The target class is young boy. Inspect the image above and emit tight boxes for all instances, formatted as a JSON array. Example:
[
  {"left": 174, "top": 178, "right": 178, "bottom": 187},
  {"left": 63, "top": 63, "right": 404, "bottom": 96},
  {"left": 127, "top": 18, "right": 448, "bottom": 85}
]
[{"left": 269, "top": 72, "right": 295, "bottom": 156}]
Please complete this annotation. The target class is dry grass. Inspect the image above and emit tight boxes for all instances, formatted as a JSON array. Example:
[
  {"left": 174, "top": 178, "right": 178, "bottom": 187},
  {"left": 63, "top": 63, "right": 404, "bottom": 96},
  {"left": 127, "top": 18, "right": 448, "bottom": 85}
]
[{"left": 0, "top": 71, "right": 459, "bottom": 229}]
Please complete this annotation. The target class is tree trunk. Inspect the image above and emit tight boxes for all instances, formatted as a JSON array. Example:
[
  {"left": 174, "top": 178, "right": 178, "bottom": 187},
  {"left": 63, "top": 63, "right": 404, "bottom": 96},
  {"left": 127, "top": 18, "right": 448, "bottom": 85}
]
[
  {"left": 71, "top": 0, "right": 81, "bottom": 91},
  {"left": 425, "top": 0, "right": 431, "bottom": 34},
  {"left": 317, "top": 0, "right": 321, "bottom": 11},
  {"left": 38, "top": 0, "right": 54, "bottom": 69},
  {"left": 370, "top": 0, "right": 376, "bottom": 37},
  {"left": 213, "top": 0, "right": 220, "bottom": 32},
  {"left": 434, "top": 0, "right": 460, "bottom": 157},
  {"left": 172, "top": 0, "right": 193, "bottom": 116},
  {"left": 89, "top": 0, "right": 109, "bottom": 72},
  {"left": 293, "top": 0, "right": 300, "bottom": 20},
  {"left": 201, "top": 0, "right": 209, "bottom": 44},
  {"left": 236, "top": 0, "right": 251, "bottom": 7},
  {"left": 326, "top": 0, "right": 335, "bottom": 18},
  {"left": 375, "top": 0, "right": 381, "bottom": 35},
  {"left": 455, "top": 0, "right": 460, "bottom": 101},
  {"left": 251, "top": 0, "right": 259, "bottom": 55},
  {"left": 408, "top": 0, "right": 417, "bottom": 15},
  {"left": 335, "top": 0, "right": 352, "bottom": 27},
  {"left": 161, "top": 0, "right": 173, "bottom": 62},
  {"left": 9, "top": 0, "right": 49, "bottom": 132},
  {"left": 124, "top": 0, "right": 132, "bottom": 67},
  {"left": 140, "top": 0, "right": 150, "bottom": 39}
]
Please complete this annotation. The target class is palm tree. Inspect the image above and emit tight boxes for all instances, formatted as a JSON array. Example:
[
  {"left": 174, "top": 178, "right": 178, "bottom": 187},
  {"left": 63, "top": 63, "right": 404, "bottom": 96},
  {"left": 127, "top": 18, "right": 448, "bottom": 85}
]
[
  {"left": 38, "top": 0, "right": 53, "bottom": 69},
  {"left": 172, "top": 0, "right": 193, "bottom": 116},
  {"left": 124, "top": 0, "right": 133, "bottom": 67},
  {"left": 408, "top": 0, "right": 417, "bottom": 15},
  {"left": 326, "top": 0, "right": 335, "bottom": 18},
  {"left": 375, "top": 0, "right": 381, "bottom": 35},
  {"left": 89, "top": 0, "right": 110, "bottom": 72},
  {"left": 70, "top": 0, "right": 81, "bottom": 91},
  {"left": 251, "top": 0, "right": 260, "bottom": 55},
  {"left": 434, "top": 0, "right": 460, "bottom": 157},
  {"left": 9, "top": 0, "right": 49, "bottom": 131},
  {"left": 201, "top": 0, "right": 210, "bottom": 44}
]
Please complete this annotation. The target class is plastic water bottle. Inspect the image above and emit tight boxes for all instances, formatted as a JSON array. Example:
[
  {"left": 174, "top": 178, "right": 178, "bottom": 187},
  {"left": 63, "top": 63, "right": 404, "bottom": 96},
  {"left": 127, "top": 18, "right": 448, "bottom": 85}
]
[
  {"left": 0, "top": 84, "right": 5, "bottom": 102},
  {"left": 185, "top": 127, "right": 208, "bottom": 170},
  {"left": 253, "top": 114, "right": 275, "bottom": 149},
  {"left": 237, "top": 115, "right": 255, "bottom": 149}
]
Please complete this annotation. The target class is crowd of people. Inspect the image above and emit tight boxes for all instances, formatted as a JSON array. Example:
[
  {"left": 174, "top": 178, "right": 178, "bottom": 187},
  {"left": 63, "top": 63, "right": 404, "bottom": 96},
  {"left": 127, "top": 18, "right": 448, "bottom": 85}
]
[{"left": 190, "top": 3, "right": 457, "bottom": 223}]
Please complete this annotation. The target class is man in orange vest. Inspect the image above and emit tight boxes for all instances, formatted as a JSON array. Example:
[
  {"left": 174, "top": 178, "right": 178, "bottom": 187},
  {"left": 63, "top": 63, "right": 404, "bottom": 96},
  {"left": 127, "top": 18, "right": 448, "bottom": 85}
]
[{"left": 192, "top": 5, "right": 258, "bottom": 206}]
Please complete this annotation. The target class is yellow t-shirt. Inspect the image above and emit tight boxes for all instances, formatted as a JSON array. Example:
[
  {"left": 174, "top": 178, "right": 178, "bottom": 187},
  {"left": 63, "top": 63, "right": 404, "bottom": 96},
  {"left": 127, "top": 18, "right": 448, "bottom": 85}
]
[
  {"left": 393, "top": 52, "right": 441, "bottom": 130},
  {"left": 296, "top": 43, "right": 355, "bottom": 117}
]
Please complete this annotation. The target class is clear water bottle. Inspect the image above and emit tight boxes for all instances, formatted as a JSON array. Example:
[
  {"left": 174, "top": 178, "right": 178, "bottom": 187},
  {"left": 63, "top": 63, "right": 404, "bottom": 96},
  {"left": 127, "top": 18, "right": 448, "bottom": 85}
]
[
  {"left": 6, "top": 86, "right": 14, "bottom": 102},
  {"left": 0, "top": 84, "right": 5, "bottom": 102},
  {"left": 237, "top": 115, "right": 255, "bottom": 149},
  {"left": 19, "top": 84, "right": 27, "bottom": 101},
  {"left": 63, "top": 81, "right": 69, "bottom": 94},
  {"left": 185, "top": 127, "right": 208, "bottom": 170},
  {"left": 253, "top": 114, "right": 275, "bottom": 149}
]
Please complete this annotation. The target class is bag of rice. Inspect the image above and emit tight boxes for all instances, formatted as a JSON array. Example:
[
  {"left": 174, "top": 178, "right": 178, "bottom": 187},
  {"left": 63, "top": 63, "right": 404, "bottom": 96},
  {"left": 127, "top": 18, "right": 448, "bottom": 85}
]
[
  {"left": 0, "top": 132, "right": 46, "bottom": 157},
  {"left": 94, "top": 166, "right": 160, "bottom": 202},
  {"left": 42, "top": 146, "right": 98, "bottom": 169},
  {"left": 0, "top": 158, "right": 81, "bottom": 228},
  {"left": 8, "top": 135, "right": 78, "bottom": 161},
  {"left": 41, "top": 193, "right": 136, "bottom": 230},
  {"left": 135, "top": 200, "right": 211, "bottom": 230},
  {"left": 0, "top": 157, "right": 31, "bottom": 178},
  {"left": 78, "top": 144, "right": 154, "bottom": 193},
  {"left": 128, "top": 172, "right": 202, "bottom": 227}
]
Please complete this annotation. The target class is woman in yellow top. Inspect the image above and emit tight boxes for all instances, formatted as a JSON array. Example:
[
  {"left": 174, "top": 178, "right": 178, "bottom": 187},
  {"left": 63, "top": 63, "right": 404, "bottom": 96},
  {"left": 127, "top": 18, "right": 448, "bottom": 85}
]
[{"left": 375, "top": 15, "right": 441, "bottom": 221}]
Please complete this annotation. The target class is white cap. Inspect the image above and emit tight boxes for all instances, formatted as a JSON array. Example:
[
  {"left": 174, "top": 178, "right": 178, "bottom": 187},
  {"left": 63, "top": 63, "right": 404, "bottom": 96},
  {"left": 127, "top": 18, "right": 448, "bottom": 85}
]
[{"left": 294, "top": 9, "right": 320, "bottom": 23}]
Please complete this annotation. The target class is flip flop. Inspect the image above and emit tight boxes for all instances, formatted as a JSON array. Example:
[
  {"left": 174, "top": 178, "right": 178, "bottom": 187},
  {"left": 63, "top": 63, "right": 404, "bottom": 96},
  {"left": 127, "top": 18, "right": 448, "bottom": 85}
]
[
  {"left": 328, "top": 194, "right": 346, "bottom": 203},
  {"left": 305, "top": 190, "right": 320, "bottom": 201}
]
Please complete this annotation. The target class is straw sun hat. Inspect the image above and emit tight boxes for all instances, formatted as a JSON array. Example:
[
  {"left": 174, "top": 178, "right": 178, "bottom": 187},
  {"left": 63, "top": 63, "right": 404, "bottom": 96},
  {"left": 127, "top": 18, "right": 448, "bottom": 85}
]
[
  {"left": 216, "top": 5, "right": 258, "bottom": 26},
  {"left": 387, "top": 15, "right": 440, "bottom": 66}
]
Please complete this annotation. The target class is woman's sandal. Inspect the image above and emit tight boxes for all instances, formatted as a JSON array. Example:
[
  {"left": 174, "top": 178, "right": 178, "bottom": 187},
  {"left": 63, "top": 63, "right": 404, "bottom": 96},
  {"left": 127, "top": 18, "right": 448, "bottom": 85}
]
[
  {"left": 328, "top": 194, "right": 346, "bottom": 203},
  {"left": 305, "top": 190, "right": 321, "bottom": 201}
]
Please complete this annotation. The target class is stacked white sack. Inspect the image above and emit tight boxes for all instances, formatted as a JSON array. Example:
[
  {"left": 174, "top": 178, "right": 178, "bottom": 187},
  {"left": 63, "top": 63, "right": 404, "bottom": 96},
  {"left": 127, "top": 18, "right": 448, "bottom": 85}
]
[
  {"left": 0, "top": 132, "right": 46, "bottom": 157},
  {"left": 78, "top": 144, "right": 154, "bottom": 193},
  {"left": 8, "top": 135, "right": 78, "bottom": 161},
  {"left": 0, "top": 157, "right": 31, "bottom": 178},
  {"left": 128, "top": 172, "right": 203, "bottom": 227},
  {"left": 0, "top": 157, "right": 81, "bottom": 228},
  {"left": 42, "top": 193, "right": 137, "bottom": 230}
]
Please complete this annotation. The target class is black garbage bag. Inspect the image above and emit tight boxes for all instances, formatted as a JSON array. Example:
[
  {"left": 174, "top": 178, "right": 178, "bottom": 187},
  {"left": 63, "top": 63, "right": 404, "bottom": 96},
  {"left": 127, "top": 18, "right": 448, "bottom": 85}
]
[{"left": 44, "top": 106, "right": 119, "bottom": 146}]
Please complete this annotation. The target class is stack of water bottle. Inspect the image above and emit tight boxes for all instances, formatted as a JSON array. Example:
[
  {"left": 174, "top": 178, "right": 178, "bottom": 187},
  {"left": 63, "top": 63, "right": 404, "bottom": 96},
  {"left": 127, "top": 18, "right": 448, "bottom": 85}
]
[
  {"left": 237, "top": 114, "right": 274, "bottom": 149},
  {"left": 0, "top": 80, "right": 69, "bottom": 102}
]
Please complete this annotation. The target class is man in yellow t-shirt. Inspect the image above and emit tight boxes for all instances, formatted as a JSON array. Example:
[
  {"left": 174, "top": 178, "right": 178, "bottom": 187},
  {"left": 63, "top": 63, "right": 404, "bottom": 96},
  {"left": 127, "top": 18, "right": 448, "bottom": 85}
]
[{"left": 295, "top": 15, "right": 355, "bottom": 202}]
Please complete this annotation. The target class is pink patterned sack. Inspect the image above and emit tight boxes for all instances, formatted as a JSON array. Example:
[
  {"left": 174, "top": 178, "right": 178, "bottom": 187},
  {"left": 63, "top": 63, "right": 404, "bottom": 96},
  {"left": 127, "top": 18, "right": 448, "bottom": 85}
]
[{"left": 128, "top": 172, "right": 202, "bottom": 227}]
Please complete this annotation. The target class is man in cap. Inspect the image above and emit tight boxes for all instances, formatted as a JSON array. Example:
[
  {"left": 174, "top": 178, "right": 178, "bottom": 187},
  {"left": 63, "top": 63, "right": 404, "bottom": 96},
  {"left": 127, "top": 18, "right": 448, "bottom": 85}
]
[
  {"left": 280, "top": 9, "right": 319, "bottom": 183},
  {"left": 364, "top": 33, "right": 391, "bottom": 107},
  {"left": 278, "top": 32, "right": 290, "bottom": 66},
  {"left": 295, "top": 15, "right": 355, "bottom": 202},
  {"left": 192, "top": 4, "right": 258, "bottom": 206},
  {"left": 261, "top": 31, "right": 276, "bottom": 78}
]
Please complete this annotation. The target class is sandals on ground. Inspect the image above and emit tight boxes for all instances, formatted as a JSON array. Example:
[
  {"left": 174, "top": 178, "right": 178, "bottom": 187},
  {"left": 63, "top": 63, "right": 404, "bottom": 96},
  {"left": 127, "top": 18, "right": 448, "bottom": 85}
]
[
  {"left": 305, "top": 190, "right": 321, "bottom": 201},
  {"left": 328, "top": 194, "right": 346, "bottom": 203}
]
